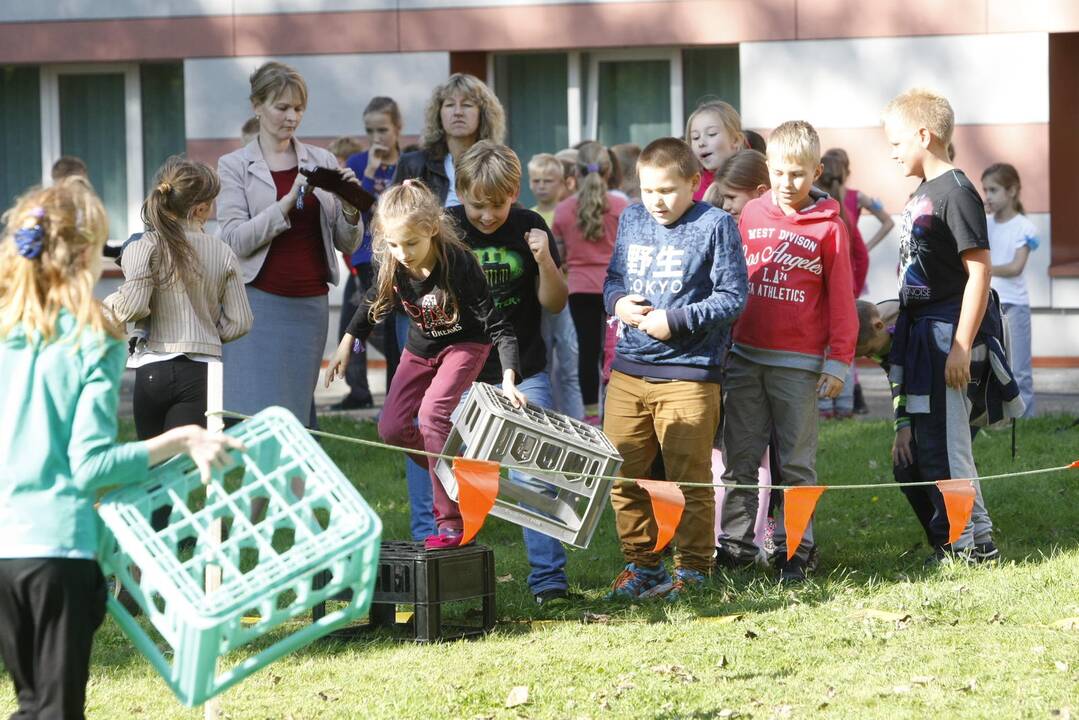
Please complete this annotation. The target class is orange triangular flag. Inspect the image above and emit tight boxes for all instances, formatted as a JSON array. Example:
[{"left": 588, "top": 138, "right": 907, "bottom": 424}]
[
  {"left": 783, "top": 486, "right": 827, "bottom": 561},
  {"left": 637, "top": 479, "right": 685, "bottom": 553},
  {"left": 454, "top": 458, "right": 500, "bottom": 545},
  {"left": 1069, "top": 460, "right": 1079, "bottom": 469},
  {"left": 936, "top": 479, "right": 976, "bottom": 546}
]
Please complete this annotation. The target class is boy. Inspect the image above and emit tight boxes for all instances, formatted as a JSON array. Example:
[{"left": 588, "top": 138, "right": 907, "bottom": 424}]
[
  {"left": 880, "top": 88, "right": 1003, "bottom": 563},
  {"left": 716, "top": 120, "right": 857, "bottom": 583},
  {"left": 603, "top": 137, "right": 748, "bottom": 599},
  {"left": 529, "top": 152, "right": 585, "bottom": 420},
  {"left": 450, "top": 140, "right": 574, "bottom": 605}
]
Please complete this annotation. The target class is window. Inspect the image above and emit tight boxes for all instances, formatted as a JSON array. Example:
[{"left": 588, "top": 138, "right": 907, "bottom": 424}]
[
  {"left": 585, "top": 49, "right": 684, "bottom": 148},
  {"left": 0, "top": 66, "right": 42, "bottom": 209}
]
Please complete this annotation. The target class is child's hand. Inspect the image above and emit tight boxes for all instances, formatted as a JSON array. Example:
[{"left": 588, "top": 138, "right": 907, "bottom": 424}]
[
  {"left": 526, "top": 228, "right": 552, "bottom": 264},
  {"left": 501, "top": 371, "right": 528, "bottom": 408},
  {"left": 892, "top": 426, "right": 914, "bottom": 468},
  {"left": 817, "top": 372, "right": 844, "bottom": 399},
  {"left": 324, "top": 335, "right": 353, "bottom": 387},
  {"left": 183, "top": 427, "right": 246, "bottom": 485},
  {"left": 945, "top": 342, "right": 971, "bottom": 389},
  {"left": 637, "top": 309, "right": 672, "bottom": 340},
  {"left": 614, "top": 294, "right": 653, "bottom": 327}
]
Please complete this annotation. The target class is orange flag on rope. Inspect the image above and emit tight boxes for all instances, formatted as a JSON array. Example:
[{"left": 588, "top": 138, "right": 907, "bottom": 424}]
[
  {"left": 1070, "top": 460, "right": 1079, "bottom": 468},
  {"left": 936, "top": 478, "right": 976, "bottom": 546},
  {"left": 783, "top": 486, "right": 827, "bottom": 561},
  {"left": 637, "top": 480, "right": 685, "bottom": 553},
  {"left": 454, "top": 458, "right": 500, "bottom": 545}
]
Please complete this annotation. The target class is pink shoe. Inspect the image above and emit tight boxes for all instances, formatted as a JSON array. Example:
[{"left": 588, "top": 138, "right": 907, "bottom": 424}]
[
  {"left": 583, "top": 414, "right": 602, "bottom": 427},
  {"left": 424, "top": 529, "right": 465, "bottom": 550}
]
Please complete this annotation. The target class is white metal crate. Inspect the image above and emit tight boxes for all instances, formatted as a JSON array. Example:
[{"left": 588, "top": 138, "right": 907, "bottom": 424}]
[{"left": 433, "top": 382, "right": 622, "bottom": 548}]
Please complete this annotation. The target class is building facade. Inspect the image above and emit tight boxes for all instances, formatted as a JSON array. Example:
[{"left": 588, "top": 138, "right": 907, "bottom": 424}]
[{"left": 1, "top": 0, "right": 1077, "bottom": 358}]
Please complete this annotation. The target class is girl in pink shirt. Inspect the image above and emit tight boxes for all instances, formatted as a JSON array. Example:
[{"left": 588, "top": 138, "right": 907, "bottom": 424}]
[{"left": 552, "top": 141, "right": 629, "bottom": 422}]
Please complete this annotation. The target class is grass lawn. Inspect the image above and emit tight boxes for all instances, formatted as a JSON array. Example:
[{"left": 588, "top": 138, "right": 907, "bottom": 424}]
[{"left": 4, "top": 415, "right": 1079, "bottom": 719}]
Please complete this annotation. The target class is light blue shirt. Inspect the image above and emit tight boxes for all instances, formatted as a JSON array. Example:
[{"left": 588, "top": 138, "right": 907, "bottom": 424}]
[{"left": 444, "top": 154, "right": 461, "bottom": 208}]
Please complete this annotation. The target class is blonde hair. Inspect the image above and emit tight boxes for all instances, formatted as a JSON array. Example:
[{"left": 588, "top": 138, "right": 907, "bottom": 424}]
[
  {"left": 882, "top": 88, "right": 955, "bottom": 146},
  {"left": 528, "top": 153, "right": 564, "bottom": 180},
  {"left": 0, "top": 177, "right": 119, "bottom": 344},
  {"left": 249, "top": 61, "right": 308, "bottom": 109},
  {"left": 455, "top": 140, "right": 521, "bottom": 204},
  {"left": 368, "top": 181, "right": 472, "bottom": 325},
  {"left": 143, "top": 156, "right": 220, "bottom": 289},
  {"left": 684, "top": 100, "right": 745, "bottom": 151},
  {"left": 421, "top": 74, "right": 506, "bottom": 160},
  {"left": 767, "top": 120, "right": 821, "bottom": 166},
  {"left": 574, "top": 142, "right": 611, "bottom": 242},
  {"left": 327, "top": 136, "right": 364, "bottom": 162}
]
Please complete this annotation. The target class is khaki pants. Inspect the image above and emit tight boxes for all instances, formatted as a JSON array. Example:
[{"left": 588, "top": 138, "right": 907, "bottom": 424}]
[{"left": 603, "top": 371, "right": 721, "bottom": 573}]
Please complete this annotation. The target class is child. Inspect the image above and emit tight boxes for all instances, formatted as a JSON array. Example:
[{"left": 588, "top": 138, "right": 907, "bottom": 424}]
[
  {"left": 452, "top": 140, "right": 573, "bottom": 603},
  {"left": 856, "top": 298, "right": 1017, "bottom": 562},
  {"left": 0, "top": 178, "right": 240, "bottom": 719},
  {"left": 716, "top": 120, "right": 857, "bottom": 582},
  {"left": 529, "top": 152, "right": 585, "bottom": 420},
  {"left": 822, "top": 147, "right": 895, "bottom": 256},
  {"left": 552, "top": 141, "right": 630, "bottom": 424},
  {"left": 703, "top": 149, "right": 769, "bottom": 221},
  {"left": 326, "top": 180, "right": 524, "bottom": 550},
  {"left": 685, "top": 99, "right": 746, "bottom": 201},
  {"left": 881, "top": 88, "right": 997, "bottom": 562},
  {"left": 104, "top": 156, "right": 252, "bottom": 441},
  {"left": 983, "top": 162, "right": 1038, "bottom": 417},
  {"left": 603, "top": 137, "right": 748, "bottom": 600}
]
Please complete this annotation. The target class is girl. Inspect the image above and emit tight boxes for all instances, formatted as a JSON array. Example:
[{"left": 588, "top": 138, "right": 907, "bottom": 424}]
[
  {"left": 685, "top": 99, "right": 746, "bottom": 201},
  {"left": 105, "top": 156, "right": 252, "bottom": 440},
  {"left": 983, "top": 162, "right": 1038, "bottom": 417},
  {"left": 326, "top": 181, "right": 524, "bottom": 549},
  {"left": 0, "top": 178, "right": 240, "bottom": 719},
  {"left": 703, "top": 149, "right": 769, "bottom": 221},
  {"left": 551, "top": 141, "right": 630, "bottom": 424},
  {"left": 823, "top": 147, "right": 895, "bottom": 257}
]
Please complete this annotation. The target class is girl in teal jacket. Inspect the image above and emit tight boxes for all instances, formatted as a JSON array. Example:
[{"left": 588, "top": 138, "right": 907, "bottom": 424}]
[{"left": 0, "top": 177, "right": 241, "bottom": 720}]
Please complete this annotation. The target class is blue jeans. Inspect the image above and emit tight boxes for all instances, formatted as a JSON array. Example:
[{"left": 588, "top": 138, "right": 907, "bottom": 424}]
[
  {"left": 396, "top": 310, "right": 437, "bottom": 540},
  {"left": 455, "top": 372, "right": 569, "bottom": 594},
  {"left": 1002, "top": 303, "right": 1034, "bottom": 417},
  {"left": 541, "top": 307, "right": 584, "bottom": 420}
]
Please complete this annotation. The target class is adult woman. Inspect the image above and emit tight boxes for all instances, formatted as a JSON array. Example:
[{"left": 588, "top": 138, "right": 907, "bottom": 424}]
[
  {"left": 392, "top": 73, "right": 505, "bottom": 206},
  {"left": 217, "top": 61, "right": 362, "bottom": 426}
]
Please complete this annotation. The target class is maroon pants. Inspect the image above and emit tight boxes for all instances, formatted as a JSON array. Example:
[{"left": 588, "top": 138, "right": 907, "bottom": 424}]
[{"left": 378, "top": 342, "right": 491, "bottom": 531}]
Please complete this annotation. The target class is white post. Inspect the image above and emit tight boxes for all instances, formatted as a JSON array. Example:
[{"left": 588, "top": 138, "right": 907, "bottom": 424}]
[{"left": 204, "top": 360, "right": 223, "bottom": 720}]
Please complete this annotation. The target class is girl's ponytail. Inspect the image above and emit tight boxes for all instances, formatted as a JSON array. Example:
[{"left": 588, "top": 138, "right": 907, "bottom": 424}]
[
  {"left": 575, "top": 141, "right": 611, "bottom": 242},
  {"left": 142, "top": 156, "right": 220, "bottom": 289},
  {"left": 982, "top": 162, "right": 1025, "bottom": 215}
]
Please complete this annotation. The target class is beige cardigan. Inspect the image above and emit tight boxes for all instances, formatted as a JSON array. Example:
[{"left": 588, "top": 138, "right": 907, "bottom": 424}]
[
  {"left": 216, "top": 138, "right": 362, "bottom": 285},
  {"left": 104, "top": 231, "right": 253, "bottom": 357}
]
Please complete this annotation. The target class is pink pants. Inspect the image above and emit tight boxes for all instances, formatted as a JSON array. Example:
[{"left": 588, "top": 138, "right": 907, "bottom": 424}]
[
  {"left": 378, "top": 342, "right": 491, "bottom": 532},
  {"left": 712, "top": 447, "right": 772, "bottom": 547}
]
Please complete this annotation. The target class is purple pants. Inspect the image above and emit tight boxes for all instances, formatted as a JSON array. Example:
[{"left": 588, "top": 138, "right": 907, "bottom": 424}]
[{"left": 378, "top": 342, "right": 491, "bottom": 532}]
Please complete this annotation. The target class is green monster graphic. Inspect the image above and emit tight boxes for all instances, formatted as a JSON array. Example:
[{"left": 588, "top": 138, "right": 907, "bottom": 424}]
[{"left": 473, "top": 246, "right": 525, "bottom": 308}]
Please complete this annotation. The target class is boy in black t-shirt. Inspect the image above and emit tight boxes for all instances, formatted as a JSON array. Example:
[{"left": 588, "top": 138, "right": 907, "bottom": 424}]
[
  {"left": 450, "top": 140, "right": 574, "bottom": 605},
  {"left": 881, "top": 88, "right": 996, "bottom": 564}
]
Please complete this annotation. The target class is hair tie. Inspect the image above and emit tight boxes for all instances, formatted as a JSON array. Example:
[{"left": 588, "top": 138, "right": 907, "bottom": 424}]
[
  {"left": 585, "top": 163, "right": 600, "bottom": 174},
  {"left": 13, "top": 207, "right": 46, "bottom": 260},
  {"left": 402, "top": 178, "right": 418, "bottom": 189},
  {"left": 158, "top": 181, "right": 172, "bottom": 195}
]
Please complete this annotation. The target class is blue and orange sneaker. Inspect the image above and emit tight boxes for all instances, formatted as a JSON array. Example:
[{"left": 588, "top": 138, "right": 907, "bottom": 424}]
[
  {"left": 605, "top": 563, "right": 672, "bottom": 600},
  {"left": 664, "top": 566, "right": 707, "bottom": 602}
]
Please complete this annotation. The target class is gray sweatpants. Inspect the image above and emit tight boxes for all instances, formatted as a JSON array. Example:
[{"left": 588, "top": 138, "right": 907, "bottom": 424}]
[{"left": 719, "top": 354, "right": 820, "bottom": 563}]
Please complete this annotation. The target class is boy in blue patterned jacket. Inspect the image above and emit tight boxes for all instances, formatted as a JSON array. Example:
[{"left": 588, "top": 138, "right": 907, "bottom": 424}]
[{"left": 602, "top": 137, "right": 748, "bottom": 600}]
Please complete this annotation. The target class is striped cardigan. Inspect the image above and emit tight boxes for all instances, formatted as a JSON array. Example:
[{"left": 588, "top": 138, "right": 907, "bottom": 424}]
[{"left": 104, "top": 230, "right": 253, "bottom": 356}]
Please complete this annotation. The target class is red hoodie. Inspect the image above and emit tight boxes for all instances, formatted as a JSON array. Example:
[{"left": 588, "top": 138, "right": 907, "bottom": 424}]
[{"left": 732, "top": 192, "right": 857, "bottom": 379}]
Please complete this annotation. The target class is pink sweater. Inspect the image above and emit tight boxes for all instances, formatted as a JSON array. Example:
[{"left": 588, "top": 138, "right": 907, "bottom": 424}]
[{"left": 552, "top": 192, "right": 630, "bottom": 295}]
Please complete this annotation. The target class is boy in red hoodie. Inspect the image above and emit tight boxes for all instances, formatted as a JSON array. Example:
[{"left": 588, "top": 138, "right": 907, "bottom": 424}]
[{"left": 716, "top": 120, "right": 857, "bottom": 582}]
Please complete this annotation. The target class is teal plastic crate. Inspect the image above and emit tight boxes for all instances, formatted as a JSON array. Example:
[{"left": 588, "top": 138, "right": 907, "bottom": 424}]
[{"left": 96, "top": 406, "right": 382, "bottom": 707}]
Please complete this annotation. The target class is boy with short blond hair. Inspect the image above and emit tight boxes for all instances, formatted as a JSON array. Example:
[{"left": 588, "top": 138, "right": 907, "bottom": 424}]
[
  {"left": 716, "top": 120, "right": 857, "bottom": 582},
  {"left": 527, "top": 153, "right": 565, "bottom": 227},
  {"left": 879, "top": 88, "right": 1006, "bottom": 564},
  {"left": 603, "top": 137, "right": 748, "bottom": 600},
  {"left": 449, "top": 140, "right": 574, "bottom": 604}
]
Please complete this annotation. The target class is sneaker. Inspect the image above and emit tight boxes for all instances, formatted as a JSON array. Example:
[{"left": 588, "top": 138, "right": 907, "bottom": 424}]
[
  {"left": 776, "top": 554, "right": 808, "bottom": 583},
  {"left": 424, "top": 529, "right": 465, "bottom": 550},
  {"left": 534, "top": 588, "right": 575, "bottom": 606},
  {"left": 924, "top": 544, "right": 976, "bottom": 568},
  {"left": 762, "top": 518, "right": 777, "bottom": 556},
  {"left": 605, "top": 563, "right": 672, "bottom": 600},
  {"left": 806, "top": 545, "right": 821, "bottom": 573},
  {"left": 715, "top": 545, "right": 768, "bottom": 572},
  {"left": 665, "top": 566, "right": 707, "bottom": 602},
  {"left": 972, "top": 541, "right": 1001, "bottom": 564}
]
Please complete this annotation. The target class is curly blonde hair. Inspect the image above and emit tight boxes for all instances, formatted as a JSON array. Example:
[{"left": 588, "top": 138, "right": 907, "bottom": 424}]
[
  {"left": 574, "top": 142, "right": 611, "bottom": 242},
  {"left": 0, "top": 176, "right": 119, "bottom": 343},
  {"left": 420, "top": 74, "right": 506, "bottom": 160}
]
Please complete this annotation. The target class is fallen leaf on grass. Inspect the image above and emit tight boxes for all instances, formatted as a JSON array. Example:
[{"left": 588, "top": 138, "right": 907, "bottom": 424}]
[
  {"left": 496, "top": 573, "right": 514, "bottom": 583},
  {"left": 316, "top": 689, "right": 339, "bottom": 702},
  {"left": 717, "top": 655, "right": 729, "bottom": 669},
  {"left": 1054, "top": 617, "right": 1079, "bottom": 630},
  {"left": 852, "top": 609, "right": 911, "bottom": 624},
  {"left": 989, "top": 612, "right": 1005, "bottom": 624},
  {"left": 1054, "top": 661, "right": 1069, "bottom": 672},
  {"left": 581, "top": 612, "right": 611, "bottom": 625},
  {"left": 718, "top": 710, "right": 739, "bottom": 719},
  {"left": 911, "top": 675, "right": 935, "bottom": 686},
  {"left": 699, "top": 613, "right": 744, "bottom": 624},
  {"left": 505, "top": 685, "right": 530, "bottom": 708},
  {"left": 744, "top": 629, "right": 759, "bottom": 640},
  {"left": 651, "top": 664, "right": 698, "bottom": 683},
  {"left": 1051, "top": 709, "right": 1071, "bottom": 720},
  {"left": 960, "top": 678, "right": 977, "bottom": 693}
]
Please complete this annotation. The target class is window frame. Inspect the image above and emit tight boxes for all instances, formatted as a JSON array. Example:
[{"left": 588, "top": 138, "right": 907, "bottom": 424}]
[{"left": 582, "top": 48, "right": 684, "bottom": 144}]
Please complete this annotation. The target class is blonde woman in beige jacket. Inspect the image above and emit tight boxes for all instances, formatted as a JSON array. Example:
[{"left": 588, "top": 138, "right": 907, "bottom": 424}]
[
  {"left": 216, "top": 61, "right": 361, "bottom": 427},
  {"left": 104, "top": 156, "right": 253, "bottom": 440}
]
